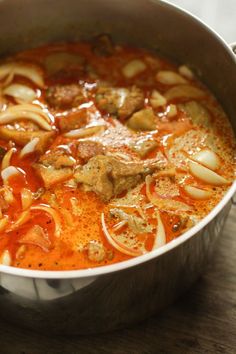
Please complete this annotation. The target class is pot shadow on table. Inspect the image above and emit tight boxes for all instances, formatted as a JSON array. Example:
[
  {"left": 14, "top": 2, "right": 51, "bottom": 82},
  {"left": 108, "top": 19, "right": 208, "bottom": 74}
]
[{"left": 0, "top": 206, "right": 235, "bottom": 354}]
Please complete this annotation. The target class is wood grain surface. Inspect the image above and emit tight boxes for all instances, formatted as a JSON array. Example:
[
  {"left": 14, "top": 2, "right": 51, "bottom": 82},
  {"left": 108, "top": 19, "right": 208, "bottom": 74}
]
[{"left": 0, "top": 1, "right": 236, "bottom": 353}]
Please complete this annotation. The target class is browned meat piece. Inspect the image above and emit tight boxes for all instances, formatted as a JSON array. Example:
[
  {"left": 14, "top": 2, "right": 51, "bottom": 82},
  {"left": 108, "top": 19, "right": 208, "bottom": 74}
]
[
  {"left": 118, "top": 87, "right": 145, "bottom": 120},
  {"left": 77, "top": 141, "right": 106, "bottom": 163},
  {"left": 19, "top": 225, "right": 51, "bottom": 252},
  {"left": 34, "top": 165, "right": 73, "bottom": 188},
  {"left": 57, "top": 109, "right": 88, "bottom": 132},
  {"left": 130, "top": 138, "right": 158, "bottom": 157},
  {"left": 46, "top": 84, "right": 85, "bottom": 109},
  {"left": 86, "top": 240, "right": 106, "bottom": 262},
  {"left": 0, "top": 127, "right": 55, "bottom": 153},
  {"left": 34, "top": 149, "right": 75, "bottom": 187},
  {"left": 92, "top": 34, "right": 114, "bottom": 57},
  {"left": 39, "top": 149, "right": 75, "bottom": 169},
  {"left": 95, "top": 86, "right": 144, "bottom": 119},
  {"left": 74, "top": 155, "right": 162, "bottom": 201},
  {"left": 127, "top": 108, "right": 156, "bottom": 131}
]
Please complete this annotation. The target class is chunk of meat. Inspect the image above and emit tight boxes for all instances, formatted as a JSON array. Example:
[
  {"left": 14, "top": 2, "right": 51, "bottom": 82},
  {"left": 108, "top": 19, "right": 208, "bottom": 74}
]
[
  {"left": 46, "top": 84, "right": 85, "bottom": 109},
  {"left": 95, "top": 86, "right": 144, "bottom": 119},
  {"left": 57, "top": 109, "right": 88, "bottom": 132},
  {"left": 74, "top": 155, "right": 162, "bottom": 201},
  {"left": 0, "top": 127, "right": 55, "bottom": 153},
  {"left": 130, "top": 138, "right": 158, "bottom": 157},
  {"left": 86, "top": 240, "right": 106, "bottom": 262},
  {"left": 127, "top": 108, "right": 156, "bottom": 131},
  {"left": 77, "top": 140, "right": 106, "bottom": 163},
  {"left": 34, "top": 149, "right": 75, "bottom": 187},
  {"left": 110, "top": 208, "right": 153, "bottom": 234},
  {"left": 35, "top": 165, "right": 73, "bottom": 188},
  {"left": 92, "top": 34, "right": 114, "bottom": 57},
  {"left": 118, "top": 87, "right": 145, "bottom": 120},
  {"left": 19, "top": 225, "right": 51, "bottom": 252},
  {"left": 39, "top": 149, "right": 75, "bottom": 168}
]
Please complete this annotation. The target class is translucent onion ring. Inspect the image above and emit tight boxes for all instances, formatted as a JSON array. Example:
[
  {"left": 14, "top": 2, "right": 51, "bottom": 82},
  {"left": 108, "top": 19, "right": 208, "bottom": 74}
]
[
  {"left": 145, "top": 175, "right": 191, "bottom": 212},
  {"left": 189, "top": 161, "right": 229, "bottom": 185},
  {"left": 0, "top": 110, "right": 52, "bottom": 131},
  {"left": 101, "top": 213, "right": 143, "bottom": 257},
  {"left": 6, "top": 210, "right": 31, "bottom": 233},
  {"left": 184, "top": 185, "right": 212, "bottom": 200},
  {"left": 152, "top": 211, "right": 166, "bottom": 249},
  {"left": 0, "top": 63, "right": 44, "bottom": 88},
  {"left": 1, "top": 166, "right": 23, "bottom": 184},
  {"left": 0, "top": 249, "right": 11, "bottom": 266},
  {"left": 8, "top": 104, "right": 52, "bottom": 123},
  {"left": 30, "top": 204, "right": 62, "bottom": 237},
  {"left": 64, "top": 125, "right": 106, "bottom": 138},
  {"left": 3, "top": 84, "right": 37, "bottom": 103},
  {"left": 1, "top": 147, "right": 16, "bottom": 170},
  {"left": 0, "top": 216, "right": 9, "bottom": 233},
  {"left": 20, "top": 137, "right": 40, "bottom": 158}
]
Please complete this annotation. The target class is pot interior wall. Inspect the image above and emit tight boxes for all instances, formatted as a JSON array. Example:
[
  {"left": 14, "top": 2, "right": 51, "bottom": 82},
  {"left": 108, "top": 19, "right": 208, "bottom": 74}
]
[{"left": 0, "top": 0, "right": 235, "bottom": 131}]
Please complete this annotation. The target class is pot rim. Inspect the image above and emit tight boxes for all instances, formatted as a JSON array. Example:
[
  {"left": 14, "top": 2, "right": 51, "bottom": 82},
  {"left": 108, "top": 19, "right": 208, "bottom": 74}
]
[{"left": 0, "top": 0, "right": 235, "bottom": 279}]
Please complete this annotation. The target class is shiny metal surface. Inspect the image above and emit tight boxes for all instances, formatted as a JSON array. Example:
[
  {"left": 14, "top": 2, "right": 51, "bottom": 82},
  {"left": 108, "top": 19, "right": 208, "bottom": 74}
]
[{"left": 0, "top": 0, "right": 235, "bottom": 334}]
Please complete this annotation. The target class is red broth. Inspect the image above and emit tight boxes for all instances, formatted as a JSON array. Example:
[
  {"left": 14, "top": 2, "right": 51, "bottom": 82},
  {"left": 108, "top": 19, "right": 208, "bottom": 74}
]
[{"left": 0, "top": 36, "right": 234, "bottom": 270}]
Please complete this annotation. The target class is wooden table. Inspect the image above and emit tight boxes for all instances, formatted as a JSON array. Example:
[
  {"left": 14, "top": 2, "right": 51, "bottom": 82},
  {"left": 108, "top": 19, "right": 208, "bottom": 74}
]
[{"left": 0, "top": 1, "right": 236, "bottom": 353}]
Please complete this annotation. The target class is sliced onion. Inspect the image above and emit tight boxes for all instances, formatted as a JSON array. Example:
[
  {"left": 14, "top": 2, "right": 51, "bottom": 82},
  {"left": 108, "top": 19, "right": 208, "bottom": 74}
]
[
  {"left": 8, "top": 104, "right": 52, "bottom": 123},
  {"left": 122, "top": 59, "right": 147, "bottom": 78},
  {"left": 1, "top": 147, "right": 16, "bottom": 170},
  {"left": 184, "top": 185, "right": 212, "bottom": 200},
  {"left": 1, "top": 166, "right": 22, "bottom": 183},
  {"left": 153, "top": 212, "right": 166, "bottom": 249},
  {"left": 15, "top": 245, "right": 26, "bottom": 259},
  {"left": 0, "top": 110, "right": 52, "bottom": 131},
  {"left": 101, "top": 213, "right": 143, "bottom": 257},
  {"left": 21, "top": 188, "right": 33, "bottom": 210},
  {"left": 166, "top": 104, "right": 177, "bottom": 118},
  {"left": 3, "top": 84, "right": 37, "bottom": 103},
  {"left": 64, "top": 125, "right": 106, "bottom": 138},
  {"left": 156, "top": 70, "right": 187, "bottom": 85},
  {"left": 2, "top": 71, "right": 14, "bottom": 87},
  {"left": 30, "top": 204, "right": 61, "bottom": 237},
  {"left": 60, "top": 208, "right": 74, "bottom": 227},
  {"left": 192, "top": 149, "right": 220, "bottom": 171},
  {"left": 20, "top": 137, "right": 40, "bottom": 158},
  {"left": 1, "top": 186, "right": 15, "bottom": 204},
  {"left": 0, "top": 62, "right": 44, "bottom": 88},
  {"left": 145, "top": 175, "right": 191, "bottom": 211},
  {"left": 0, "top": 249, "right": 11, "bottom": 266},
  {"left": 178, "top": 65, "right": 194, "bottom": 80},
  {"left": 6, "top": 210, "right": 31, "bottom": 232},
  {"left": 165, "top": 85, "right": 205, "bottom": 101},
  {"left": 189, "top": 161, "right": 229, "bottom": 185},
  {"left": 0, "top": 216, "right": 9, "bottom": 232},
  {"left": 150, "top": 90, "right": 167, "bottom": 108},
  {"left": 112, "top": 220, "right": 128, "bottom": 232}
]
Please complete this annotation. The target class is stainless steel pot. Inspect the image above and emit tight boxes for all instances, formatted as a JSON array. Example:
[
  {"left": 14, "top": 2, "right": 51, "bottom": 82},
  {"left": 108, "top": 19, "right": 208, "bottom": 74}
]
[{"left": 0, "top": 0, "right": 235, "bottom": 335}]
